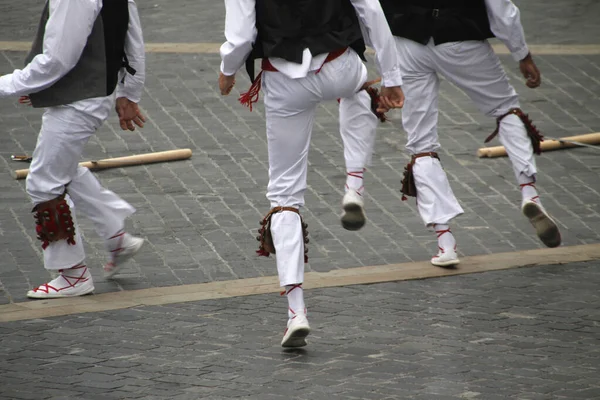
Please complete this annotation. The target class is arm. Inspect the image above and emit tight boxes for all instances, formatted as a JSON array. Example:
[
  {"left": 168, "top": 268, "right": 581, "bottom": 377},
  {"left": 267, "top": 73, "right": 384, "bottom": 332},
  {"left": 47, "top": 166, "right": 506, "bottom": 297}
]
[
  {"left": 0, "top": 0, "right": 100, "bottom": 98},
  {"left": 219, "top": 0, "right": 257, "bottom": 77},
  {"left": 115, "top": 0, "right": 147, "bottom": 131},
  {"left": 485, "top": 0, "right": 541, "bottom": 88},
  {"left": 485, "top": 0, "right": 529, "bottom": 62},
  {"left": 116, "top": 0, "right": 145, "bottom": 103},
  {"left": 349, "top": 0, "right": 402, "bottom": 88}
]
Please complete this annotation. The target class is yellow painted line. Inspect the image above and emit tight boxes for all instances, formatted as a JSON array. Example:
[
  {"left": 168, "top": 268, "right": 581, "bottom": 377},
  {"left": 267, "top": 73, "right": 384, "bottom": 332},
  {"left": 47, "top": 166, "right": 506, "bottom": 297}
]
[
  {"left": 0, "top": 41, "right": 32, "bottom": 51},
  {"left": 1, "top": 41, "right": 600, "bottom": 55},
  {"left": 1, "top": 243, "right": 599, "bottom": 322},
  {"left": 144, "top": 42, "right": 220, "bottom": 53}
]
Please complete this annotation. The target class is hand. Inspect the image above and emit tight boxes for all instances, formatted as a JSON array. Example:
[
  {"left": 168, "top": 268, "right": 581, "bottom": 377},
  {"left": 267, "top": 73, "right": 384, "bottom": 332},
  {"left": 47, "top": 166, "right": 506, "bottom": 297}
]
[
  {"left": 377, "top": 86, "right": 405, "bottom": 113},
  {"left": 219, "top": 72, "right": 236, "bottom": 95},
  {"left": 18, "top": 96, "right": 32, "bottom": 106},
  {"left": 519, "top": 53, "right": 541, "bottom": 88},
  {"left": 115, "top": 97, "right": 145, "bottom": 131}
]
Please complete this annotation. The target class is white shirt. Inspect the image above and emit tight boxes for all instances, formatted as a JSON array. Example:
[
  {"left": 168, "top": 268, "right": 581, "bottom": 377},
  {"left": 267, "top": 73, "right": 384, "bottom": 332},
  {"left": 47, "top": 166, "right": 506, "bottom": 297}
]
[
  {"left": 220, "top": 0, "right": 403, "bottom": 87},
  {"left": 0, "top": 0, "right": 145, "bottom": 120},
  {"left": 485, "top": 0, "right": 530, "bottom": 62}
]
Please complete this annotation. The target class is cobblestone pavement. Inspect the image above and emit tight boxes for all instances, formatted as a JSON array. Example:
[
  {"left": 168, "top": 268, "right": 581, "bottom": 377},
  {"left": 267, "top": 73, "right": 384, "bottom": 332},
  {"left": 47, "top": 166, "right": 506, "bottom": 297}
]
[
  {"left": 1, "top": 262, "right": 599, "bottom": 400},
  {"left": 1, "top": 0, "right": 600, "bottom": 398},
  {"left": 4, "top": 0, "right": 600, "bottom": 44},
  {"left": 1, "top": 0, "right": 599, "bottom": 303}
]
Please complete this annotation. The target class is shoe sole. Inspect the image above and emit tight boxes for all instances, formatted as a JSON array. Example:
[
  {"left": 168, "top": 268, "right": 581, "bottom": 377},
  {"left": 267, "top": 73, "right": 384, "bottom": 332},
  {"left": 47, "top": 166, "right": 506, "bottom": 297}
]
[
  {"left": 341, "top": 203, "right": 366, "bottom": 231},
  {"left": 27, "top": 286, "right": 95, "bottom": 299},
  {"left": 522, "top": 203, "right": 561, "bottom": 248},
  {"left": 104, "top": 238, "right": 144, "bottom": 279},
  {"left": 431, "top": 258, "right": 460, "bottom": 268},
  {"left": 281, "top": 327, "right": 310, "bottom": 348}
]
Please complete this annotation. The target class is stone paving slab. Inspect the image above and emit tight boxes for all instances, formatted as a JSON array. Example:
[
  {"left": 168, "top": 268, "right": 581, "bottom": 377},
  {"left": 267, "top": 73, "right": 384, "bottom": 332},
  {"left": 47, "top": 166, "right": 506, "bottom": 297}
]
[{"left": 1, "top": 261, "right": 599, "bottom": 399}]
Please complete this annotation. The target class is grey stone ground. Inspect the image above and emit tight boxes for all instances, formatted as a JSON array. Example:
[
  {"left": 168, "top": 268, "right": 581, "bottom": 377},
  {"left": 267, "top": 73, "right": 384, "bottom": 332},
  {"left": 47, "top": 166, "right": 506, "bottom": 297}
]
[
  {"left": 0, "top": 0, "right": 600, "bottom": 398},
  {"left": 0, "top": 0, "right": 599, "bottom": 303},
  {"left": 1, "top": 262, "right": 600, "bottom": 400}
]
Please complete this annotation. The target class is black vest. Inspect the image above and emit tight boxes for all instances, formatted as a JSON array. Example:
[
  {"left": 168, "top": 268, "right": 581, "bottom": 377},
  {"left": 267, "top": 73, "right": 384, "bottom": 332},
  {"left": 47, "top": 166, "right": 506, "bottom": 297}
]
[
  {"left": 247, "top": 0, "right": 366, "bottom": 79},
  {"left": 25, "top": 0, "right": 131, "bottom": 108},
  {"left": 379, "top": 0, "right": 494, "bottom": 45}
]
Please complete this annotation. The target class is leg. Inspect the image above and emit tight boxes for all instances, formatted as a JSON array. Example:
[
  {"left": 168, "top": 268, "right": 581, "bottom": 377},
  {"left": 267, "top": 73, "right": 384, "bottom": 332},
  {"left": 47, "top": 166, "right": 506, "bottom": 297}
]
[
  {"left": 433, "top": 41, "right": 560, "bottom": 247},
  {"left": 395, "top": 38, "right": 463, "bottom": 266},
  {"left": 339, "top": 89, "right": 378, "bottom": 230},
  {"left": 432, "top": 40, "right": 536, "bottom": 179},
  {"left": 67, "top": 166, "right": 144, "bottom": 277},
  {"left": 26, "top": 108, "right": 96, "bottom": 298},
  {"left": 262, "top": 71, "right": 318, "bottom": 347}
]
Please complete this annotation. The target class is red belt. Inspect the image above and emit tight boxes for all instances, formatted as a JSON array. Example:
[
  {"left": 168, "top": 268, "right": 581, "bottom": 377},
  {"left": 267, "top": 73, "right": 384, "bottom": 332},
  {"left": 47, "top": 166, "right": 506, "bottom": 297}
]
[{"left": 240, "top": 48, "right": 349, "bottom": 110}]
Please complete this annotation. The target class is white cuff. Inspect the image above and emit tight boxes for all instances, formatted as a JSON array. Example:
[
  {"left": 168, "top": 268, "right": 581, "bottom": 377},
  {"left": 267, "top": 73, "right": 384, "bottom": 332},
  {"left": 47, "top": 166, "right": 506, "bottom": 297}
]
[
  {"left": 512, "top": 46, "right": 530, "bottom": 62},
  {"left": 220, "top": 61, "right": 238, "bottom": 77},
  {"left": 115, "top": 87, "right": 142, "bottom": 103},
  {"left": 0, "top": 74, "right": 16, "bottom": 97},
  {"left": 381, "top": 67, "right": 403, "bottom": 87}
]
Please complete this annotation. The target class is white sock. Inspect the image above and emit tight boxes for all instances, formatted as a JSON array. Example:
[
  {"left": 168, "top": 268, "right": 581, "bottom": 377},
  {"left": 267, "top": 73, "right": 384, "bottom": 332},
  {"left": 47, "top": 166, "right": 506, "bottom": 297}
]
[
  {"left": 105, "top": 229, "right": 126, "bottom": 251},
  {"left": 434, "top": 224, "right": 456, "bottom": 252},
  {"left": 345, "top": 168, "right": 365, "bottom": 195},
  {"left": 518, "top": 173, "right": 539, "bottom": 203},
  {"left": 285, "top": 284, "right": 305, "bottom": 319}
]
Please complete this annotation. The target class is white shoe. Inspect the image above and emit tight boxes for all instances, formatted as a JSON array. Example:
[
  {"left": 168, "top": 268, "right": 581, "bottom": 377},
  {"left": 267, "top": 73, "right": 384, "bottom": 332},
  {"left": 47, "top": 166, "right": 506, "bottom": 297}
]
[
  {"left": 281, "top": 314, "right": 311, "bottom": 348},
  {"left": 341, "top": 190, "right": 366, "bottom": 231},
  {"left": 431, "top": 246, "right": 460, "bottom": 267},
  {"left": 522, "top": 198, "right": 561, "bottom": 248},
  {"left": 104, "top": 232, "right": 144, "bottom": 279},
  {"left": 27, "top": 264, "right": 94, "bottom": 299}
]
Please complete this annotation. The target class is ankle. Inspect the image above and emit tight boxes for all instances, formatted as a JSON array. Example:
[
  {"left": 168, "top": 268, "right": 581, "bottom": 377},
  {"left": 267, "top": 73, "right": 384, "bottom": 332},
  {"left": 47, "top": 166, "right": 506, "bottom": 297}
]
[
  {"left": 433, "top": 224, "right": 456, "bottom": 250},
  {"left": 345, "top": 168, "right": 365, "bottom": 195},
  {"left": 519, "top": 182, "right": 539, "bottom": 201}
]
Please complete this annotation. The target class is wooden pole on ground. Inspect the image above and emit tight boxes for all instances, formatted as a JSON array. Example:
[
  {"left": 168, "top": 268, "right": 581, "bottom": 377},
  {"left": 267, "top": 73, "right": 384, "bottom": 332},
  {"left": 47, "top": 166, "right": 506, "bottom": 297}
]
[
  {"left": 13, "top": 149, "right": 193, "bottom": 180},
  {"left": 477, "top": 133, "right": 600, "bottom": 158}
]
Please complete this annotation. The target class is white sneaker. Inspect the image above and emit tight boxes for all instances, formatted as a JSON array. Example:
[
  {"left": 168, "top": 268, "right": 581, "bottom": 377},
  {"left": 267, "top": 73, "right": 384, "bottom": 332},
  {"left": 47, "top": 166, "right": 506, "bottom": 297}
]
[
  {"left": 431, "top": 246, "right": 460, "bottom": 267},
  {"left": 104, "top": 232, "right": 144, "bottom": 279},
  {"left": 27, "top": 264, "right": 94, "bottom": 299},
  {"left": 522, "top": 198, "right": 561, "bottom": 248},
  {"left": 341, "top": 190, "right": 366, "bottom": 231},
  {"left": 281, "top": 314, "right": 311, "bottom": 348}
]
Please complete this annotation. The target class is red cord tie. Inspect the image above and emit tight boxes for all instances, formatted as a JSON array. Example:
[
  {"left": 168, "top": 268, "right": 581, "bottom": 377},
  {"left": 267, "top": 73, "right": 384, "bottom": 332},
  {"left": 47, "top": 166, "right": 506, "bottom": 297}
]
[{"left": 239, "top": 71, "right": 263, "bottom": 111}]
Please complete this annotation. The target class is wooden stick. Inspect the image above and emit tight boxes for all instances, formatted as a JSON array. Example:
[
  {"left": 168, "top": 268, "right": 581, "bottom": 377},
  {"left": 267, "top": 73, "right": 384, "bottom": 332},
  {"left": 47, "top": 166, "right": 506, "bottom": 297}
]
[
  {"left": 13, "top": 149, "right": 192, "bottom": 180},
  {"left": 477, "top": 133, "right": 600, "bottom": 158}
]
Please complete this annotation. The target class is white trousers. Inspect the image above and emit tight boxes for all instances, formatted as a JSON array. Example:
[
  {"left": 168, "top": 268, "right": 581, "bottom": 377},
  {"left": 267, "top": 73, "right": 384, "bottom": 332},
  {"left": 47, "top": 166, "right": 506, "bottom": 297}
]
[
  {"left": 396, "top": 38, "right": 537, "bottom": 226},
  {"left": 262, "top": 49, "right": 377, "bottom": 286},
  {"left": 26, "top": 107, "right": 135, "bottom": 270}
]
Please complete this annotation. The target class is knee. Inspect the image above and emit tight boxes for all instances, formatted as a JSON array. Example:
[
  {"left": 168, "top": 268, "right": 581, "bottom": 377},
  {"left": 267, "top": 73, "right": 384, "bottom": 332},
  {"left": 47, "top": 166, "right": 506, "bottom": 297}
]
[
  {"left": 26, "top": 170, "right": 64, "bottom": 205},
  {"left": 405, "top": 127, "right": 440, "bottom": 155},
  {"left": 488, "top": 97, "right": 521, "bottom": 118},
  {"left": 26, "top": 172, "right": 46, "bottom": 204},
  {"left": 406, "top": 140, "right": 440, "bottom": 156}
]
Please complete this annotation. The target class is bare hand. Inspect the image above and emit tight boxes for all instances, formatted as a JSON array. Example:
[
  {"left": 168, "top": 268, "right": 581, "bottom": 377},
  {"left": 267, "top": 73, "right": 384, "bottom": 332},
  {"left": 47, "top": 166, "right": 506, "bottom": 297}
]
[
  {"left": 219, "top": 72, "right": 236, "bottom": 95},
  {"left": 377, "top": 86, "right": 405, "bottom": 113},
  {"left": 519, "top": 53, "right": 541, "bottom": 88},
  {"left": 115, "top": 97, "right": 145, "bottom": 131}
]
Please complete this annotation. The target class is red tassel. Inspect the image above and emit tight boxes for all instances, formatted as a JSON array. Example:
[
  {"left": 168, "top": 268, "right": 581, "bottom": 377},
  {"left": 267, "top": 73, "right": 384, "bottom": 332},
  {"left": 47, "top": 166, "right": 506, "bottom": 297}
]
[
  {"left": 402, "top": 195, "right": 407, "bottom": 201},
  {"left": 256, "top": 248, "right": 270, "bottom": 257},
  {"left": 239, "top": 72, "right": 263, "bottom": 111},
  {"left": 304, "top": 254, "right": 308, "bottom": 263}
]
